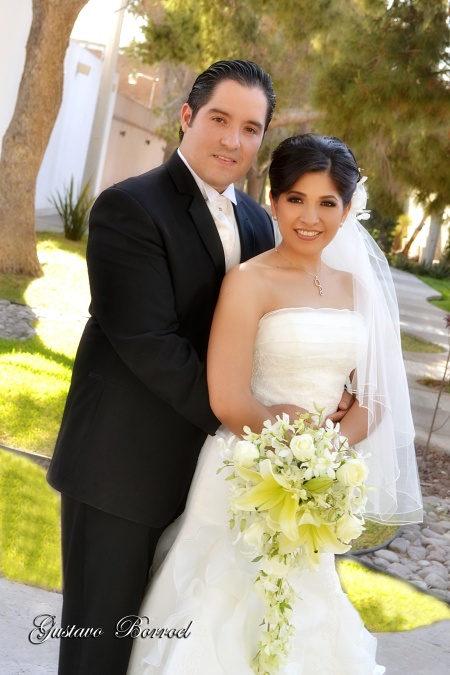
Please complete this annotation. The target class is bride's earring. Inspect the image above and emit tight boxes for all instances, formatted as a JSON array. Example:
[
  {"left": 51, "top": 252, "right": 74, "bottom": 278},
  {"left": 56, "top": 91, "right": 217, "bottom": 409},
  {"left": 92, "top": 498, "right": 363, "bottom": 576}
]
[
  {"left": 339, "top": 221, "right": 344, "bottom": 228},
  {"left": 273, "top": 214, "right": 278, "bottom": 221}
]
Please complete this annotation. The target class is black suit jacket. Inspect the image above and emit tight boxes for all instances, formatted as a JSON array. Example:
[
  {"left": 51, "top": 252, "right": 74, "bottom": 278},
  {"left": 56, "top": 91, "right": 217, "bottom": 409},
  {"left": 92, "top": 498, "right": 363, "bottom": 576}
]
[{"left": 47, "top": 152, "right": 275, "bottom": 527}]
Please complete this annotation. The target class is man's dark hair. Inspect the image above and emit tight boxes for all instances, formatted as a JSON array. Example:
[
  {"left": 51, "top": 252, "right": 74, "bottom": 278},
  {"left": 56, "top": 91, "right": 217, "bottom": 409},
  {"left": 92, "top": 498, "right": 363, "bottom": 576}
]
[{"left": 179, "top": 60, "right": 275, "bottom": 141}]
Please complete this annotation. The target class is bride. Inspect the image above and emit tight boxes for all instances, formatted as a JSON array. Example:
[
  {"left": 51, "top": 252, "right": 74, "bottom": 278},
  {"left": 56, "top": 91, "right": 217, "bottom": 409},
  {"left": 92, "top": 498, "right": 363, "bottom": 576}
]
[{"left": 127, "top": 134, "right": 422, "bottom": 674}]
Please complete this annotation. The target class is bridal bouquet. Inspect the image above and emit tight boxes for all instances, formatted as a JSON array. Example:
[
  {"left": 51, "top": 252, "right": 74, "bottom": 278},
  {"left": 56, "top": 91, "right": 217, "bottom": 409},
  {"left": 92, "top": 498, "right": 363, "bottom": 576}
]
[{"left": 219, "top": 408, "right": 369, "bottom": 675}]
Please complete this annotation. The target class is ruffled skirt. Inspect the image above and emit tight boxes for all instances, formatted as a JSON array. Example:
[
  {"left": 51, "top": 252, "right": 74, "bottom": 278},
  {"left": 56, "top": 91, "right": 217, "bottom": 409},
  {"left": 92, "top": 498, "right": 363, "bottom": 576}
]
[{"left": 127, "top": 430, "right": 385, "bottom": 674}]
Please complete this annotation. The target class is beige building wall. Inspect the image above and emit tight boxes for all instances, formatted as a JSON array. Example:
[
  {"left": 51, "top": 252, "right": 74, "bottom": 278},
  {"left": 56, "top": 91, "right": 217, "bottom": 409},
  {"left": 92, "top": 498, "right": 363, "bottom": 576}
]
[{"left": 100, "top": 94, "right": 165, "bottom": 191}]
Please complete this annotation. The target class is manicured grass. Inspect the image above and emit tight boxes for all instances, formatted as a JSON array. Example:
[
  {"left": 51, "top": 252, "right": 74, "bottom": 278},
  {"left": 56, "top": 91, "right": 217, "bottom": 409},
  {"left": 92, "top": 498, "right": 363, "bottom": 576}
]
[
  {"left": 337, "top": 557, "right": 450, "bottom": 632},
  {"left": 0, "top": 233, "right": 89, "bottom": 454},
  {"left": 350, "top": 520, "right": 398, "bottom": 552},
  {"left": 418, "top": 377, "right": 450, "bottom": 394},
  {"left": 0, "top": 449, "right": 61, "bottom": 590},
  {"left": 401, "top": 332, "right": 445, "bottom": 353},
  {"left": 418, "top": 276, "right": 450, "bottom": 314}
]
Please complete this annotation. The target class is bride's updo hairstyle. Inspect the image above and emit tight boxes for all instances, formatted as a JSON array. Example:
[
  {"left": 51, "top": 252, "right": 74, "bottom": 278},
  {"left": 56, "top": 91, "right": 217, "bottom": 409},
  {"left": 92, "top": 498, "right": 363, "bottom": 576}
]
[{"left": 269, "top": 134, "right": 360, "bottom": 206}]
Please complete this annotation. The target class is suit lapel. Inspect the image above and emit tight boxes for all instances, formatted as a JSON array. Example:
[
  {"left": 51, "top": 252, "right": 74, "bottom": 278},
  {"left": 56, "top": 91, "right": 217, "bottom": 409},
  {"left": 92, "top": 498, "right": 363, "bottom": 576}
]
[{"left": 165, "top": 152, "right": 225, "bottom": 277}]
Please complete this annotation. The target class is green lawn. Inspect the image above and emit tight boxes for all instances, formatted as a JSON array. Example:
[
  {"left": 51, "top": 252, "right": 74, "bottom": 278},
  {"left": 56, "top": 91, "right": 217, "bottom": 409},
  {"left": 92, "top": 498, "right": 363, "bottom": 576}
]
[
  {"left": 401, "top": 332, "right": 445, "bottom": 353},
  {"left": 0, "top": 233, "right": 89, "bottom": 454},
  {"left": 0, "top": 449, "right": 61, "bottom": 590},
  {"left": 337, "top": 557, "right": 450, "bottom": 632},
  {"left": 418, "top": 276, "right": 450, "bottom": 314}
]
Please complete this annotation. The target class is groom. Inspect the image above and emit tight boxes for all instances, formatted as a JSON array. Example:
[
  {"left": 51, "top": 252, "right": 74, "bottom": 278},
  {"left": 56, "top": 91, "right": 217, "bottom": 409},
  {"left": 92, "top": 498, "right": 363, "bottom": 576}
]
[{"left": 47, "top": 60, "right": 278, "bottom": 674}]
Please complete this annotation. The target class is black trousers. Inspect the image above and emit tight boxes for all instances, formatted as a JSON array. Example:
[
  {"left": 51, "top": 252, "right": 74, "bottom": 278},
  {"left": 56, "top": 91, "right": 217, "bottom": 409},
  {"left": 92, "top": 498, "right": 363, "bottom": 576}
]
[{"left": 58, "top": 494, "right": 168, "bottom": 675}]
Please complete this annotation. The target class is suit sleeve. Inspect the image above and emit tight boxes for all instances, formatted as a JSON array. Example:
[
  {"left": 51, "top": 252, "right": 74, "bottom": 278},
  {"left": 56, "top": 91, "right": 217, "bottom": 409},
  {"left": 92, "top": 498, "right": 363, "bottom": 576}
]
[{"left": 86, "top": 186, "right": 220, "bottom": 435}]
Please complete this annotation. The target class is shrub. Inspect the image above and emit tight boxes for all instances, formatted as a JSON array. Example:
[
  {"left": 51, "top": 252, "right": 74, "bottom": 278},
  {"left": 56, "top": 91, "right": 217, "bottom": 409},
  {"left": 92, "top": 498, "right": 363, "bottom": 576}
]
[
  {"left": 50, "top": 178, "right": 95, "bottom": 241},
  {"left": 392, "top": 256, "right": 450, "bottom": 279}
]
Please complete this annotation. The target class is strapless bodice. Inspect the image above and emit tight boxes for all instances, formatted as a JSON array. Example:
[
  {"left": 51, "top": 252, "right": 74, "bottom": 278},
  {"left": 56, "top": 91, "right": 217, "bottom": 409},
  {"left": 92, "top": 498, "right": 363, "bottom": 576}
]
[{"left": 251, "top": 308, "right": 366, "bottom": 419}]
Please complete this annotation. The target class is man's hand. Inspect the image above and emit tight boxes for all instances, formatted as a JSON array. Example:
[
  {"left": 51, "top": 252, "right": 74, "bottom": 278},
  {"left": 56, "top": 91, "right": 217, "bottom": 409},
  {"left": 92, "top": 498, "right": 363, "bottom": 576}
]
[{"left": 325, "top": 389, "right": 355, "bottom": 424}]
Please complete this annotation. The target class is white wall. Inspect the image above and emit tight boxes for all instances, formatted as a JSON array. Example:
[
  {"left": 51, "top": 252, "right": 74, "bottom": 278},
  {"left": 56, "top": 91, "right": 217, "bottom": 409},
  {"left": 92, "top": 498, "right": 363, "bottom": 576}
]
[
  {"left": 0, "top": 1, "right": 32, "bottom": 147},
  {"left": 35, "top": 42, "right": 103, "bottom": 210}
]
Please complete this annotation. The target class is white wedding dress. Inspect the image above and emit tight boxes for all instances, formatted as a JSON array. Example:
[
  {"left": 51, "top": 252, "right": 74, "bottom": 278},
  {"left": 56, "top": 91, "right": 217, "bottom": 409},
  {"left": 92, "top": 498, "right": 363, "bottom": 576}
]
[{"left": 127, "top": 308, "right": 385, "bottom": 675}]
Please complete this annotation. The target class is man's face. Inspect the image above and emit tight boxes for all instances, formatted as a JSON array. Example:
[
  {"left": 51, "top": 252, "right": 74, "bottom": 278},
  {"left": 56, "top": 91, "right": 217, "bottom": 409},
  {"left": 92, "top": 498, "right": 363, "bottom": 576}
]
[{"left": 179, "top": 79, "right": 268, "bottom": 193}]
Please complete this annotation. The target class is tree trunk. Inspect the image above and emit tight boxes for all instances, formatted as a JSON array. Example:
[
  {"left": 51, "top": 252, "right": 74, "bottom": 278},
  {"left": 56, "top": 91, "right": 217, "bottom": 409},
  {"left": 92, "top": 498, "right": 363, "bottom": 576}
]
[
  {"left": 246, "top": 165, "right": 267, "bottom": 203},
  {"left": 423, "top": 211, "right": 443, "bottom": 265},
  {"left": 399, "top": 219, "right": 425, "bottom": 258},
  {"left": 0, "top": 0, "right": 89, "bottom": 276}
]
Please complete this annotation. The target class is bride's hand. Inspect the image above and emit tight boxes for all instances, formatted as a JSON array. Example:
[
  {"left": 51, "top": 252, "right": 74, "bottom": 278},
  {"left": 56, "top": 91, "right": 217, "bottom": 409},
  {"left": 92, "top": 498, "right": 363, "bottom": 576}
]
[
  {"left": 325, "top": 389, "right": 355, "bottom": 425},
  {"left": 267, "top": 404, "right": 309, "bottom": 421}
]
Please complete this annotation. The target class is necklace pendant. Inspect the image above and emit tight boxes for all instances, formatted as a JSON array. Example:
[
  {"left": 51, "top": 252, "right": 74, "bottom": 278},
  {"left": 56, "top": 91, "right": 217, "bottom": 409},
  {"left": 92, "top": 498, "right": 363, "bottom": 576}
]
[{"left": 314, "top": 277, "right": 324, "bottom": 296}]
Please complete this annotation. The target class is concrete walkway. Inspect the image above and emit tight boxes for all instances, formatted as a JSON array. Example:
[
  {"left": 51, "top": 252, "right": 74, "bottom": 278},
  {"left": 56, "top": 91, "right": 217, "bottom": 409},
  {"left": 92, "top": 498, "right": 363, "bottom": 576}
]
[
  {"left": 391, "top": 268, "right": 450, "bottom": 452},
  {"left": 1, "top": 267, "right": 450, "bottom": 674}
]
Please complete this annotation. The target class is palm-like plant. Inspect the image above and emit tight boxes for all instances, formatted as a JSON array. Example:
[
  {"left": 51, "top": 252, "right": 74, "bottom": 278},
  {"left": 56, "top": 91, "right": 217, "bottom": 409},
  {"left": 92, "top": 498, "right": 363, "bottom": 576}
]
[{"left": 50, "top": 178, "right": 95, "bottom": 241}]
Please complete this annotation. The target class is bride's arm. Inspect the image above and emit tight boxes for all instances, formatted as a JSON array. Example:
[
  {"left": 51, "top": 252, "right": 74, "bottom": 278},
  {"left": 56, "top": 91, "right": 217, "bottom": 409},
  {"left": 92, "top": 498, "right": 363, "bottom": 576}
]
[
  {"left": 207, "top": 267, "right": 301, "bottom": 437},
  {"left": 337, "top": 371, "right": 369, "bottom": 445},
  {"left": 337, "top": 397, "right": 369, "bottom": 446}
]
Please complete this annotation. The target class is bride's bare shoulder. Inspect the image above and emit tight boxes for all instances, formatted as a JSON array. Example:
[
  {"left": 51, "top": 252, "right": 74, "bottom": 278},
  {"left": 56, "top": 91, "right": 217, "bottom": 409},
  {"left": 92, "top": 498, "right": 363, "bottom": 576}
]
[{"left": 223, "top": 250, "right": 276, "bottom": 285}]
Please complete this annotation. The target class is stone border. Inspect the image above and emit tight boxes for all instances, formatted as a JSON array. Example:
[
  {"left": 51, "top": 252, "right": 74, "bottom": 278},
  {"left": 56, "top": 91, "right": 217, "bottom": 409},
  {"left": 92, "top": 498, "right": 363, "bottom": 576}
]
[
  {"left": 0, "top": 300, "right": 37, "bottom": 341},
  {"left": 0, "top": 443, "right": 50, "bottom": 469}
]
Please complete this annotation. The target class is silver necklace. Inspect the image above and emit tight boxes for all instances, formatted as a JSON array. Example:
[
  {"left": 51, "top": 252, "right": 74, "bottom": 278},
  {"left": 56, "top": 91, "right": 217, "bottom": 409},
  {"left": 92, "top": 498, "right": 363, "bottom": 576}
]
[{"left": 275, "top": 248, "right": 324, "bottom": 296}]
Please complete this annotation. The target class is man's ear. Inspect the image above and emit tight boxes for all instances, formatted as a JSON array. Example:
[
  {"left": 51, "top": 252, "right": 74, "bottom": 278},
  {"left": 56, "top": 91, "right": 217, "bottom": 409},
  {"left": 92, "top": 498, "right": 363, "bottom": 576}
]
[{"left": 180, "top": 103, "right": 193, "bottom": 134}]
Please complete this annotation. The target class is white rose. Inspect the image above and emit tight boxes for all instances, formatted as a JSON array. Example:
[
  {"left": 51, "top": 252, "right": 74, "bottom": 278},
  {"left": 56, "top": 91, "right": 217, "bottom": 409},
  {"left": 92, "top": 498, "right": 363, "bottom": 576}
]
[
  {"left": 336, "top": 515, "right": 364, "bottom": 544},
  {"left": 336, "top": 458, "right": 368, "bottom": 487},
  {"left": 261, "top": 555, "right": 291, "bottom": 578},
  {"left": 233, "top": 440, "right": 259, "bottom": 468},
  {"left": 243, "top": 521, "right": 266, "bottom": 548},
  {"left": 290, "top": 434, "right": 315, "bottom": 462}
]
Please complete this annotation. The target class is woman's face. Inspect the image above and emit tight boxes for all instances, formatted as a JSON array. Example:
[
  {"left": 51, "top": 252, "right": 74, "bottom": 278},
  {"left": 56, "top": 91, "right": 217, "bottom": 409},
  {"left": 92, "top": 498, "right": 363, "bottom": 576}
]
[{"left": 270, "top": 171, "right": 350, "bottom": 257}]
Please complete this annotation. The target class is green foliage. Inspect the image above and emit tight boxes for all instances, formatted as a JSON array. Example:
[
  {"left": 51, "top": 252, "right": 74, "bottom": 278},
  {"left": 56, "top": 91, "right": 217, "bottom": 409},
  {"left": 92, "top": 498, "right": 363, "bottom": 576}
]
[
  {"left": 392, "top": 256, "right": 450, "bottom": 280},
  {"left": 312, "top": 0, "right": 450, "bottom": 217},
  {"left": 50, "top": 177, "right": 94, "bottom": 241},
  {"left": 128, "top": 0, "right": 261, "bottom": 69},
  {"left": 363, "top": 208, "right": 397, "bottom": 254}
]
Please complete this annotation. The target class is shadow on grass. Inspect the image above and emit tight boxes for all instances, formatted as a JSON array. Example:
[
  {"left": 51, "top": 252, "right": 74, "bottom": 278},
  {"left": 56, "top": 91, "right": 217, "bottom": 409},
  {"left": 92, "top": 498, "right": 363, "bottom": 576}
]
[
  {"left": 0, "top": 388, "right": 69, "bottom": 456},
  {"left": 0, "top": 334, "right": 74, "bottom": 370}
]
